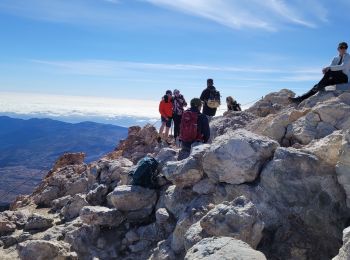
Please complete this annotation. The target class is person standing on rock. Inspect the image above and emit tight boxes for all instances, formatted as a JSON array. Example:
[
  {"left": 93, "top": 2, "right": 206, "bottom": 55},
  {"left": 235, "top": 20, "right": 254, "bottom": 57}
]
[
  {"left": 178, "top": 98, "right": 210, "bottom": 160},
  {"left": 200, "top": 78, "right": 221, "bottom": 121},
  {"left": 226, "top": 96, "right": 242, "bottom": 111},
  {"left": 172, "top": 89, "right": 187, "bottom": 146},
  {"left": 289, "top": 42, "right": 350, "bottom": 103},
  {"left": 159, "top": 90, "right": 173, "bottom": 142}
]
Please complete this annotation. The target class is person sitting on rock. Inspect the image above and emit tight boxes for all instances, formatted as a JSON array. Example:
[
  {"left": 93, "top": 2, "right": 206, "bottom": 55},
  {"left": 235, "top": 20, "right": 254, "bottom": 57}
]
[
  {"left": 226, "top": 96, "right": 242, "bottom": 111},
  {"left": 177, "top": 98, "right": 210, "bottom": 160},
  {"left": 289, "top": 42, "right": 350, "bottom": 103},
  {"left": 159, "top": 90, "right": 173, "bottom": 142}
]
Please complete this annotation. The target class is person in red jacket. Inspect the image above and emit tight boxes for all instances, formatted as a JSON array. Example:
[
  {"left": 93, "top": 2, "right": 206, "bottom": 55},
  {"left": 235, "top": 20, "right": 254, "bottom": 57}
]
[{"left": 159, "top": 90, "right": 173, "bottom": 141}]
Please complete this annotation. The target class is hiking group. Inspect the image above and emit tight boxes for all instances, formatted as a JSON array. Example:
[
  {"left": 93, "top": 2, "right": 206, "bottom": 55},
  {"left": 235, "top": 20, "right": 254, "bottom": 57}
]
[
  {"left": 158, "top": 78, "right": 241, "bottom": 160},
  {"left": 132, "top": 41, "right": 349, "bottom": 190}
]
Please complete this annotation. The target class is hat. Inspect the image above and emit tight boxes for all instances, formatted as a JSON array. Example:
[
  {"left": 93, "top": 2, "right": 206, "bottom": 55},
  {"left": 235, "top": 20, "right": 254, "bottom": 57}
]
[
  {"left": 173, "top": 89, "right": 180, "bottom": 94},
  {"left": 190, "top": 98, "right": 203, "bottom": 108},
  {"left": 166, "top": 90, "right": 172, "bottom": 95},
  {"left": 207, "top": 78, "right": 213, "bottom": 84},
  {"left": 338, "top": 42, "right": 348, "bottom": 49}
]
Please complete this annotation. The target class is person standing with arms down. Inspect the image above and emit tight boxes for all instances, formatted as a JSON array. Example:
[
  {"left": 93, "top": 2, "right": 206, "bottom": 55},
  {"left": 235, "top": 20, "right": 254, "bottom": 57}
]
[
  {"left": 178, "top": 98, "right": 210, "bottom": 160},
  {"left": 200, "top": 78, "right": 221, "bottom": 121},
  {"left": 159, "top": 90, "right": 173, "bottom": 143},
  {"left": 172, "top": 89, "right": 187, "bottom": 146},
  {"left": 289, "top": 42, "right": 350, "bottom": 103}
]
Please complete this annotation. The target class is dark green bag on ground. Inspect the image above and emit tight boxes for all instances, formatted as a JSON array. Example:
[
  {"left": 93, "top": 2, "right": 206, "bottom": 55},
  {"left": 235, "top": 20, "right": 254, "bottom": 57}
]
[{"left": 129, "top": 156, "right": 159, "bottom": 189}]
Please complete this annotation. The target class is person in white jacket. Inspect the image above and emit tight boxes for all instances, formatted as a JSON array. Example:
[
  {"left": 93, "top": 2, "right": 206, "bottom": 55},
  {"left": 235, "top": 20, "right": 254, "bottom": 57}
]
[{"left": 290, "top": 42, "right": 349, "bottom": 103}]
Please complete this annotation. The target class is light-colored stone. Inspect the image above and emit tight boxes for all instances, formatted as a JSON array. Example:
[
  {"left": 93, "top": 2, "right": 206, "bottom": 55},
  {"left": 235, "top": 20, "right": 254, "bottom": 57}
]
[
  {"left": 107, "top": 185, "right": 157, "bottom": 211},
  {"left": 156, "top": 208, "right": 170, "bottom": 224},
  {"left": 86, "top": 184, "right": 108, "bottom": 206},
  {"left": 185, "top": 237, "right": 267, "bottom": 260},
  {"left": 302, "top": 130, "right": 343, "bottom": 166},
  {"left": 336, "top": 131, "right": 350, "bottom": 207},
  {"left": 333, "top": 226, "right": 350, "bottom": 260},
  {"left": 0, "top": 218, "right": 16, "bottom": 235},
  {"left": 200, "top": 196, "right": 264, "bottom": 248},
  {"left": 79, "top": 206, "right": 125, "bottom": 227},
  {"left": 163, "top": 156, "right": 203, "bottom": 188},
  {"left": 192, "top": 178, "right": 216, "bottom": 195},
  {"left": 61, "top": 194, "right": 89, "bottom": 220},
  {"left": 24, "top": 214, "right": 54, "bottom": 231},
  {"left": 203, "top": 129, "right": 279, "bottom": 184},
  {"left": 17, "top": 240, "right": 77, "bottom": 260},
  {"left": 164, "top": 185, "right": 195, "bottom": 218}
]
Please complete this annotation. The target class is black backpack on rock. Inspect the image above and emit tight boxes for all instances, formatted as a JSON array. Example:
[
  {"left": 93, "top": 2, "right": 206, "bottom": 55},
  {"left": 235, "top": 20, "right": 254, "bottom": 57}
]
[{"left": 129, "top": 156, "right": 159, "bottom": 189}]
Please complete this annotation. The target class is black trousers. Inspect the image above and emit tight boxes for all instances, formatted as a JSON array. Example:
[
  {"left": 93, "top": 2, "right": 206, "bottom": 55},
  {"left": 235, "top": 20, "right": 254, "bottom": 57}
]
[
  {"left": 173, "top": 114, "right": 182, "bottom": 139},
  {"left": 298, "top": 70, "right": 348, "bottom": 101}
]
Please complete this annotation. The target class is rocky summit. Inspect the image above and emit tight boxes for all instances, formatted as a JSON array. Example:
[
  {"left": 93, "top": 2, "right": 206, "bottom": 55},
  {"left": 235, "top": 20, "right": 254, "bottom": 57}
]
[{"left": 2, "top": 88, "right": 350, "bottom": 259}]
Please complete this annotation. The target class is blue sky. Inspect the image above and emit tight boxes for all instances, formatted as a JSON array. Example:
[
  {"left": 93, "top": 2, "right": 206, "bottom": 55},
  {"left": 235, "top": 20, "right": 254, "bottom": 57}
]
[{"left": 0, "top": 0, "right": 349, "bottom": 124}]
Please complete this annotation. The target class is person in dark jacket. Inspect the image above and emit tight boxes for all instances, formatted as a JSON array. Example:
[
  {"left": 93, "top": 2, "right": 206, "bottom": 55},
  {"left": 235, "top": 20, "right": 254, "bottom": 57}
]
[
  {"left": 172, "top": 89, "right": 187, "bottom": 145},
  {"left": 177, "top": 98, "right": 210, "bottom": 160},
  {"left": 200, "top": 78, "right": 218, "bottom": 121},
  {"left": 289, "top": 42, "right": 349, "bottom": 103},
  {"left": 226, "top": 96, "right": 242, "bottom": 111}
]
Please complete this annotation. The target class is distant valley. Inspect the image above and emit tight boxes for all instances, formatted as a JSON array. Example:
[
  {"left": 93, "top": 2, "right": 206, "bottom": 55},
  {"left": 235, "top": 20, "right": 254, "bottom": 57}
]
[{"left": 0, "top": 116, "right": 128, "bottom": 207}]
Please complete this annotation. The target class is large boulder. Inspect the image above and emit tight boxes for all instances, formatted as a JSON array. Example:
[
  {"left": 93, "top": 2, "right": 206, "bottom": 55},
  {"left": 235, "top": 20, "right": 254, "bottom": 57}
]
[
  {"left": 200, "top": 196, "right": 264, "bottom": 248},
  {"left": 185, "top": 237, "right": 267, "bottom": 260},
  {"left": 163, "top": 185, "right": 196, "bottom": 218},
  {"left": 24, "top": 214, "right": 54, "bottom": 231},
  {"left": 336, "top": 131, "right": 350, "bottom": 207},
  {"left": 302, "top": 130, "right": 343, "bottom": 166},
  {"left": 247, "top": 108, "right": 310, "bottom": 144},
  {"left": 210, "top": 112, "right": 257, "bottom": 140},
  {"left": 61, "top": 194, "right": 89, "bottom": 221},
  {"left": 333, "top": 227, "right": 350, "bottom": 260},
  {"left": 17, "top": 240, "right": 77, "bottom": 260},
  {"left": 86, "top": 184, "right": 108, "bottom": 206},
  {"left": 79, "top": 206, "right": 125, "bottom": 227},
  {"left": 202, "top": 129, "right": 279, "bottom": 184},
  {"left": 107, "top": 185, "right": 157, "bottom": 221},
  {"left": 163, "top": 157, "right": 203, "bottom": 188},
  {"left": 96, "top": 157, "right": 133, "bottom": 187},
  {"left": 0, "top": 218, "right": 16, "bottom": 235},
  {"left": 246, "top": 89, "right": 294, "bottom": 117},
  {"left": 256, "top": 147, "right": 349, "bottom": 259}
]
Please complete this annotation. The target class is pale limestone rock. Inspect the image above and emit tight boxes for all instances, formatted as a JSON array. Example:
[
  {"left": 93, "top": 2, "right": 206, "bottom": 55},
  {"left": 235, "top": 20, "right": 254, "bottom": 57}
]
[
  {"left": 24, "top": 214, "right": 54, "bottom": 231},
  {"left": 200, "top": 196, "right": 264, "bottom": 249},
  {"left": 163, "top": 157, "right": 203, "bottom": 188},
  {"left": 336, "top": 131, "right": 350, "bottom": 207},
  {"left": 18, "top": 240, "right": 77, "bottom": 260},
  {"left": 185, "top": 237, "right": 267, "bottom": 260},
  {"left": 203, "top": 129, "right": 279, "bottom": 184},
  {"left": 79, "top": 206, "right": 125, "bottom": 227}
]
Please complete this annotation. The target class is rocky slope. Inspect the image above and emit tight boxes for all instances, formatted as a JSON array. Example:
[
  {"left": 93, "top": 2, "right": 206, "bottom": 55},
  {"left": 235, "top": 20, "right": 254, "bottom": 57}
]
[{"left": 1, "top": 88, "right": 350, "bottom": 259}]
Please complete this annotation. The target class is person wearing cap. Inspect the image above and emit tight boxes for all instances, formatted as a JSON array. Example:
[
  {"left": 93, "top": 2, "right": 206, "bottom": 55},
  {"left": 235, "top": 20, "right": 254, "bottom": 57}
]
[
  {"left": 290, "top": 42, "right": 350, "bottom": 103},
  {"left": 178, "top": 98, "right": 210, "bottom": 160},
  {"left": 159, "top": 90, "right": 173, "bottom": 142},
  {"left": 200, "top": 78, "right": 219, "bottom": 121},
  {"left": 172, "top": 89, "right": 187, "bottom": 146}
]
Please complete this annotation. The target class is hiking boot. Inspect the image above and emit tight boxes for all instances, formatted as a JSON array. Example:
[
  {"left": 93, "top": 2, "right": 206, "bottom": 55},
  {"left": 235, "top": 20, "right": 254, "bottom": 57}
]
[{"left": 288, "top": 96, "right": 302, "bottom": 104}]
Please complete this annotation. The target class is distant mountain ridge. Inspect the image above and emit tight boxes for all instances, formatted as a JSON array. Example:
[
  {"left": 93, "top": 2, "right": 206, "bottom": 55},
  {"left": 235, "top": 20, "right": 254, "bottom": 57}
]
[
  {"left": 0, "top": 116, "right": 128, "bottom": 205},
  {"left": 0, "top": 116, "right": 128, "bottom": 169}
]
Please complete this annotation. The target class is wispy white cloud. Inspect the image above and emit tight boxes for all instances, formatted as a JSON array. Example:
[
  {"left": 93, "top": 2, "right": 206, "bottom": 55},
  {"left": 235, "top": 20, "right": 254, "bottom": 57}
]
[
  {"left": 146, "top": 0, "right": 328, "bottom": 30},
  {"left": 32, "top": 59, "right": 321, "bottom": 81}
]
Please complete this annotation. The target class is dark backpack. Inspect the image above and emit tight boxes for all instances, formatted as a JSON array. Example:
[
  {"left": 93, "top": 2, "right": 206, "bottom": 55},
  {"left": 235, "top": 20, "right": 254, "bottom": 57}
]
[
  {"left": 179, "top": 110, "right": 199, "bottom": 142},
  {"left": 207, "top": 89, "right": 221, "bottom": 108},
  {"left": 129, "top": 156, "right": 159, "bottom": 189}
]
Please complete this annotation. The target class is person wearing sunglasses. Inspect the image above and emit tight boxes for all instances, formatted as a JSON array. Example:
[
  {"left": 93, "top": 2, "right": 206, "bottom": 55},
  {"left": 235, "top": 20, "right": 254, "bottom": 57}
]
[{"left": 290, "top": 42, "right": 349, "bottom": 103}]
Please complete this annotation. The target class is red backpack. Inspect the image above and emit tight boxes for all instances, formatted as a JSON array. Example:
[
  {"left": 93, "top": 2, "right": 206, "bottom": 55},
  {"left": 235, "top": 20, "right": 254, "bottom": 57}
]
[{"left": 180, "top": 110, "right": 201, "bottom": 142}]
